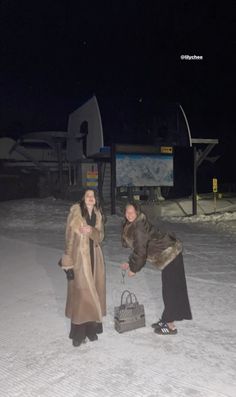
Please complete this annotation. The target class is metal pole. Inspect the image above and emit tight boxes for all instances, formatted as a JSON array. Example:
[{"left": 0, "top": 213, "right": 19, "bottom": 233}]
[
  {"left": 111, "top": 144, "right": 116, "bottom": 215},
  {"left": 192, "top": 146, "right": 197, "bottom": 215},
  {"left": 97, "top": 161, "right": 104, "bottom": 205},
  {"left": 68, "top": 163, "right": 72, "bottom": 186},
  {"left": 56, "top": 142, "right": 63, "bottom": 193}
]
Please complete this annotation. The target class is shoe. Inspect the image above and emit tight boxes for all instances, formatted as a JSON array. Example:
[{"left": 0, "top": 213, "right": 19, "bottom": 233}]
[
  {"left": 87, "top": 334, "right": 98, "bottom": 342},
  {"left": 154, "top": 323, "right": 177, "bottom": 335},
  {"left": 72, "top": 338, "right": 86, "bottom": 347},
  {"left": 151, "top": 319, "right": 164, "bottom": 329}
]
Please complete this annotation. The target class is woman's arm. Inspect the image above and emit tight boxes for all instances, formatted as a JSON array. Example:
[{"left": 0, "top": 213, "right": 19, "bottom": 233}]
[{"left": 128, "top": 223, "right": 149, "bottom": 273}]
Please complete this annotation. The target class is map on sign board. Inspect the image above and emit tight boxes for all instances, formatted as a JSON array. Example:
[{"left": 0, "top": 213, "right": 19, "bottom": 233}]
[{"left": 116, "top": 153, "right": 173, "bottom": 187}]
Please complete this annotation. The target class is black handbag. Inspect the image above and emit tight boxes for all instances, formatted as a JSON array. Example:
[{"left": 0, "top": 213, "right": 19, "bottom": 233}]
[{"left": 114, "top": 290, "right": 146, "bottom": 333}]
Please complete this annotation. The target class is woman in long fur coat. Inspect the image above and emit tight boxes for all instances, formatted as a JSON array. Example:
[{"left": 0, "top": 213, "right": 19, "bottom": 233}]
[
  {"left": 121, "top": 202, "right": 192, "bottom": 335},
  {"left": 60, "top": 189, "right": 106, "bottom": 346}
]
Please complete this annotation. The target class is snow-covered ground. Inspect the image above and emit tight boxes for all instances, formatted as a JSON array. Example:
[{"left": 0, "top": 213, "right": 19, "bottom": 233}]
[{"left": 0, "top": 197, "right": 236, "bottom": 397}]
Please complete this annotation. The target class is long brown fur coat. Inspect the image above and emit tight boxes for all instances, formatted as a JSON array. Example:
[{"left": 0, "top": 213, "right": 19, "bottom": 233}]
[
  {"left": 122, "top": 212, "right": 182, "bottom": 272},
  {"left": 60, "top": 204, "right": 106, "bottom": 324}
]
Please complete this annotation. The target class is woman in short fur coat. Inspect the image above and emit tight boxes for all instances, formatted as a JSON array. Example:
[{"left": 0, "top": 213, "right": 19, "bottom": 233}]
[
  {"left": 60, "top": 189, "right": 106, "bottom": 346},
  {"left": 121, "top": 202, "right": 192, "bottom": 335}
]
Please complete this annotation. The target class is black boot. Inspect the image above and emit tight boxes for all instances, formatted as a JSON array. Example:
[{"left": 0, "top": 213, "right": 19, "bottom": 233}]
[
  {"left": 72, "top": 338, "right": 86, "bottom": 347},
  {"left": 87, "top": 334, "right": 98, "bottom": 342},
  {"left": 70, "top": 323, "right": 86, "bottom": 345}
]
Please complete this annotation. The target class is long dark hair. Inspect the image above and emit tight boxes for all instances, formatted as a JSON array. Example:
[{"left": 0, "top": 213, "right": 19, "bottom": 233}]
[
  {"left": 123, "top": 201, "right": 141, "bottom": 225},
  {"left": 80, "top": 189, "right": 105, "bottom": 221},
  {"left": 124, "top": 201, "right": 141, "bottom": 215}
]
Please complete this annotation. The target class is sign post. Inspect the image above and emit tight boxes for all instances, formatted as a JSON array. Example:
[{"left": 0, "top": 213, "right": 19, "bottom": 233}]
[{"left": 212, "top": 178, "right": 218, "bottom": 213}]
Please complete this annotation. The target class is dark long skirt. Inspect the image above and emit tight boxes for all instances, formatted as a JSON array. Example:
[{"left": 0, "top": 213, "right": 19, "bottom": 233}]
[{"left": 161, "top": 253, "right": 192, "bottom": 323}]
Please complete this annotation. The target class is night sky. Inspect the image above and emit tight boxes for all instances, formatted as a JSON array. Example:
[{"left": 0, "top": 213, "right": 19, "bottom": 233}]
[{"left": 0, "top": 0, "right": 235, "bottom": 175}]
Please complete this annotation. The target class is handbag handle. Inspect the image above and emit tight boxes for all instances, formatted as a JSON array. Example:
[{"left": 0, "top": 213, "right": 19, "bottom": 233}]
[
  {"left": 125, "top": 292, "right": 138, "bottom": 305},
  {"left": 120, "top": 290, "right": 138, "bottom": 306},
  {"left": 120, "top": 290, "right": 132, "bottom": 305}
]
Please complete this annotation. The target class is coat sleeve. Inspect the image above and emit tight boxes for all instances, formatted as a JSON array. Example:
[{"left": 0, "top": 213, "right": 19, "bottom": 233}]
[
  {"left": 121, "top": 237, "right": 129, "bottom": 248},
  {"left": 60, "top": 206, "right": 76, "bottom": 269},
  {"left": 128, "top": 223, "right": 149, "bottom": 273},
  {"left": 121, "top": 228, "right": 129, "bottom": 248}
]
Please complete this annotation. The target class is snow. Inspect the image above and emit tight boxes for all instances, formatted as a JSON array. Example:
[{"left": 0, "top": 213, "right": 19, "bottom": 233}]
[{"left": 0, "top": 197, "right": 236, "bottom": 397}]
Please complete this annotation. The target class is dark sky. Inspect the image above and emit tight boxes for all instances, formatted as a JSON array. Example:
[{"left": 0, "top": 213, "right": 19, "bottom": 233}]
[{"left": 0, "top": 0, "right": 235, "bottom": 151}]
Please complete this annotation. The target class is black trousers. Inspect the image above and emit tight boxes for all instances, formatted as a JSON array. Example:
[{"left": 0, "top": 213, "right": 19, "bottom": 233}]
[
  {"left": 161, "top": 253, "right": 192, "bottom": 323},
  {"left": 69, "top": 322, "right": 103, "bottom": 341}
]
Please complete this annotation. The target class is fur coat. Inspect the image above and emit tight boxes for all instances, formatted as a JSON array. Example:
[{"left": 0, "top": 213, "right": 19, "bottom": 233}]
[
  {"left": 122, "top": 212, "right": 182, "bottom": 272},
  {"left": 60, "top": 204, "right": 106, "bottom": 324}
]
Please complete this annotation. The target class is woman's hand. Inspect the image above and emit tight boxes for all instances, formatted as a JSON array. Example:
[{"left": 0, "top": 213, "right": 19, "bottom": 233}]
[
  {"left": 128, "top": 270, "right": 136, "bottom": 277},
  {"left": 80, "top": 225, "right": 92, "bottom": 235},
  {"left": 121, "top": 262, "right": 129, "bottom": 270},
  {"left": 121, "top": 263, "right": 136, "bottom": 276}
]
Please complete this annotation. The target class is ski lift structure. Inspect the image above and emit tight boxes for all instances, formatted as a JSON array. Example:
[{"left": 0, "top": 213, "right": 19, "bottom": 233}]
[
  {"left": 110, "top": 103, "right": 219, "bottom": 215},
  {"left": 0, "top": 96, "right": 104, "bottom": 200},
  {"left": 0, "top": 98, "right": 218, "bottom": 214},
  {"left": 179, "top": 104, "right": 219, "bottom": 215},
  {"left": 191, "top": 137, "right": 219, "bottom": 215}
]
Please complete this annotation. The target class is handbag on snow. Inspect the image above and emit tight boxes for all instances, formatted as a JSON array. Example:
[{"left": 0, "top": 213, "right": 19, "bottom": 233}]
[{"left": 114, "top": 290, "right": 145, "bottom": 333}]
